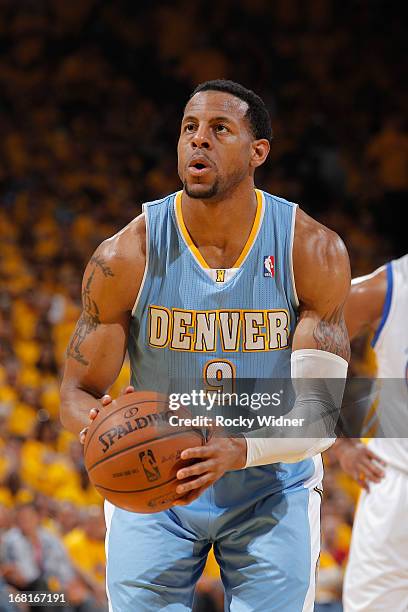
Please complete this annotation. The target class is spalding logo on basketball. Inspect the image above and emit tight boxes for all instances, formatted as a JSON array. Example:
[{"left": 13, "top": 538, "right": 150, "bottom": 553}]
[{"left": 84, "top": 391, "right": 205, "bottom": 513}]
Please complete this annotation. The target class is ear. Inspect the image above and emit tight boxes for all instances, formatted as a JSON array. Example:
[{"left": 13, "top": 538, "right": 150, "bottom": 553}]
[{"left": 250, "top": 139, "right": 270, "bottom": 168}]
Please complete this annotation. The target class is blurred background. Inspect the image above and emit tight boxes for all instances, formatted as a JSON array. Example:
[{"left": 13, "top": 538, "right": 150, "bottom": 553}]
[{"left": 0, "top": 1, "right": 406, "bottom": 610}]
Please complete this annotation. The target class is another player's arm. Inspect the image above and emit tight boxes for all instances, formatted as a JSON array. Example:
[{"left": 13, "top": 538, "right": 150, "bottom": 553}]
[
  {"left": 343, "top": 266, "right": 387, "bottom": 340},
  {"left": 331, "top": 266, "right": 388, "bottom": 488},
  {"left": 60, "top": 216, "right": 145, "bottom": 435}
]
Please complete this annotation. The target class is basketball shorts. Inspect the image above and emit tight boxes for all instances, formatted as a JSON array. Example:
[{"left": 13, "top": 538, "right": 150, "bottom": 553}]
[
  {"left": 105, "top": 461, "right": 322, "bottom": 612},
  {"left": 343, "top": 464, "right": 408, "bottom": 611}
]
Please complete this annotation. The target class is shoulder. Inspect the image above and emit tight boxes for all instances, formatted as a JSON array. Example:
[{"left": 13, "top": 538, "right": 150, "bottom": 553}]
[
  {"left": 350, "top": 265, "right": 387, "bottom": 297},
  {"left": 95, "top": 212, "right": 146, "bottom": 267},
  {"left": 96, "top": 191, "right": 176, "bottom": 265},
  {"left": 344, "top": 265, "right": 387, "bottom": 337},
  {"left": 294, "top": 208, "right": 348, "bottom": 263},
  {"left": 293, "top": 208, "right": 351, "bottom": 306}
]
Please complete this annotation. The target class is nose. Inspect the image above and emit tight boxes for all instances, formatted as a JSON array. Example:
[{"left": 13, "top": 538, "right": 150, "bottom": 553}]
[{"left": 191, "top": 125, "right": 211, "bottom": 149}]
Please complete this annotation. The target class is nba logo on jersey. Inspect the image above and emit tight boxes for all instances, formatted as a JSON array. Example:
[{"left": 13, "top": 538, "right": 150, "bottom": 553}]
[{"left": 264, "top": 255, "right": 275, "bottom": 278}]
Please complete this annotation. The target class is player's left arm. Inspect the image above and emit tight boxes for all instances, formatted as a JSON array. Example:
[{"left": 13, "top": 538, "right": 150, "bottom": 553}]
[
  {"left": 291, "top": 210, "right": 351, "bottom": 360},
  {"left": 241, "top": 212, "right": 351, "bottom": 468}
]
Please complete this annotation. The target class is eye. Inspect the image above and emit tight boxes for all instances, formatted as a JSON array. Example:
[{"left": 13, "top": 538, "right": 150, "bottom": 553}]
[
  {"left": 184, "top": 123, "right": 196, "bottom": 133},
  {"left": 215, "top": 124, "right": 228, "bottom": 133}
]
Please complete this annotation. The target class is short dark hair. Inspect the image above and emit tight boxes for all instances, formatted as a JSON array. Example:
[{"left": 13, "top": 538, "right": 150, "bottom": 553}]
[{"left": 189, "top": 79, "right": 273, "bottom": 143}]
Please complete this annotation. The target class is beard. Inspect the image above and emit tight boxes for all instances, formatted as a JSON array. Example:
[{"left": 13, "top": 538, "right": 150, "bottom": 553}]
[{"left": 184, "top": 179, "right": 220, "bottom": 200}]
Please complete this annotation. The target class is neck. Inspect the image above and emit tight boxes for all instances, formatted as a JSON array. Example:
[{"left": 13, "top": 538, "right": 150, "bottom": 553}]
[{"left": 180, "top": 179, "right": 259, "bottom": 268}]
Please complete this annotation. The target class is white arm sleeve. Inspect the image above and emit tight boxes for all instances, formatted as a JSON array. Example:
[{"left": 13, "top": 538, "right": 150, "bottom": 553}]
[{"left": 244, "top": 349, "right": 348, "bottom": 467}]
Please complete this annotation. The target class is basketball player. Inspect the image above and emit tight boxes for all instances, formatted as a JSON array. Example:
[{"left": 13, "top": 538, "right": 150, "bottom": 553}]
[
  {"left": 60, "top": 80, "right": 351, "bottom": 611},
  {"left": 335, "top": 255, "right": 408, "bottom": 612}
]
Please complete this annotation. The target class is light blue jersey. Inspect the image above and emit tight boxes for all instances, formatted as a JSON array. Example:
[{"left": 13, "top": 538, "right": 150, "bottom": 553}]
[
  {"left": 106, "top": 189, "right": 323, "bottom": 612},
  {"left": 129, "top": 188, "right": 315, "bottom": 496},
  {"left": 131, "top": 188, "right": 296, "bottom": 383}
]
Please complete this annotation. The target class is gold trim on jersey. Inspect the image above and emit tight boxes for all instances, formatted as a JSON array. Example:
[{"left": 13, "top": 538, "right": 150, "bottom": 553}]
[
  {"left": 174, "top": 189, "right": 263, "bottom": 271},
  {"left": 233, "top": 189, "right": 263, "bottom": 268}
]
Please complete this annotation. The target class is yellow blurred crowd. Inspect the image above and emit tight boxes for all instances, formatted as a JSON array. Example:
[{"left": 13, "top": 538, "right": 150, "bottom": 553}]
[{"left": 1, "top": 1, "right": 406, "bottom": 610}]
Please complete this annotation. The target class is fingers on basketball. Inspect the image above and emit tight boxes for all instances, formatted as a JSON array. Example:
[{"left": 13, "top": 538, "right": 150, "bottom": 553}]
[
  {"left": 79, "top": 427, "right": 89, "bottom": 445},
  {"left": 121, "top": 385, "right": 135, "bottom": 395},
  {"left": 85, "top": 387, "right": 134, "bottom": 441},
  {"left": 83, "top": 391, "right": 205, "bottom": 513}
]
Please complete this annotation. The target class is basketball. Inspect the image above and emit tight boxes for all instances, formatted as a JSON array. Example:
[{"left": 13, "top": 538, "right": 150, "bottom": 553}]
[{"left": 84, "top": 391, "right": 205, "bottom": 513}]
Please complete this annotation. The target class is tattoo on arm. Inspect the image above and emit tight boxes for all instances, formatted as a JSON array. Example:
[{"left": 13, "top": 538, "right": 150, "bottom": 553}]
[
  {"left": 313, "top": 306, "right": 350, "bottom": 361},
  {"left": 66, "top": 258, "right": 114, "bottom": 365},
  {"left": 90, "top": 256, "right": 114, "bottom": 277}
]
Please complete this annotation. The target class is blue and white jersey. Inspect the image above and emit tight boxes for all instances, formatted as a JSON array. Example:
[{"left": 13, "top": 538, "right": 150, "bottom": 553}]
[
  {"left": 128, "top": 189, "right": 322, "bottom": 500},
  {"left": 368, "top": 254, "right": 408, "bottom": 472}
]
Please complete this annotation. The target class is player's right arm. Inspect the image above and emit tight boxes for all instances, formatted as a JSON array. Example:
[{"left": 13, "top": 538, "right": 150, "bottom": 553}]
[{"left": 60, "top": 215, "right": 146, "bottom": 435}]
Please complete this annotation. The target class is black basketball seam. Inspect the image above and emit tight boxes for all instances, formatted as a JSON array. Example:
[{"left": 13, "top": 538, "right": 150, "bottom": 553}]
[
  {"left": 86, "top": 428, "right": 205, "bottom": 472},
  {"left": 94, "top": 476, "right": 179, "bottom": 494},
  {"left": 84, "top": 398, "right": 169, "bottom": 453}
]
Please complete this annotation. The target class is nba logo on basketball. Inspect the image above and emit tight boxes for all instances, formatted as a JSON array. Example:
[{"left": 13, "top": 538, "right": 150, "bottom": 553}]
[{"left": 264, "top": 255, "right": 275, "bottom": 278}]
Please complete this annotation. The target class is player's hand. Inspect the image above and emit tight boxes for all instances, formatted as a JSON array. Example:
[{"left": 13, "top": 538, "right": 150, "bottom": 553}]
[
  {"left": 173, "top": 436, "right": 247, "bottom": 506},
  {"left": 334, "top": 439, "right": 386, "bottom": 491},
  {"left": 79, "top": 385, "right": 135, "bottom": 445}
]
